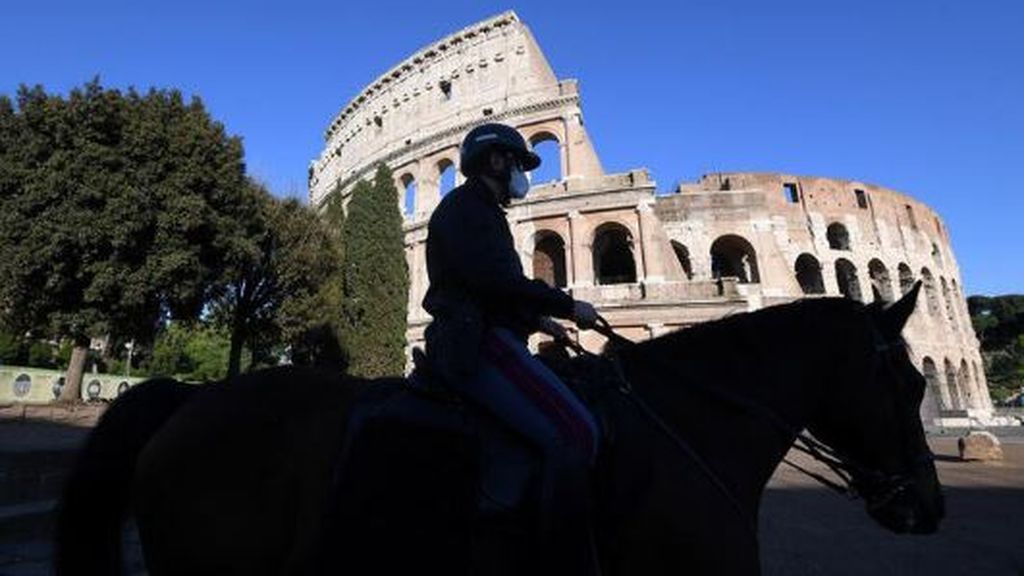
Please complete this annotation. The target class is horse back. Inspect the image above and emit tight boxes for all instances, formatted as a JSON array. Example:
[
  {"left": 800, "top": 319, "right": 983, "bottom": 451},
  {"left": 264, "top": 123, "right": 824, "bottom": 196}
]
[{"left": 132, "top": 366, "right": 362, "bottom": 575}]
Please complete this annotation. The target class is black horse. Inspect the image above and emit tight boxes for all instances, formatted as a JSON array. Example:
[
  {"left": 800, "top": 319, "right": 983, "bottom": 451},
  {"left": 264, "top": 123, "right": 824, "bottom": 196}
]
[{"left": 55, "top": 285, "right": 942, "bottom": 575}]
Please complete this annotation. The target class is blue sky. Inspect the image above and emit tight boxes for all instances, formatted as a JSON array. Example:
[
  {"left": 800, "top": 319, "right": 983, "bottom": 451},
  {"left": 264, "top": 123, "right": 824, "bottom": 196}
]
[{"left": 1, "top": 0, "right": 1021, "bottom": 295}]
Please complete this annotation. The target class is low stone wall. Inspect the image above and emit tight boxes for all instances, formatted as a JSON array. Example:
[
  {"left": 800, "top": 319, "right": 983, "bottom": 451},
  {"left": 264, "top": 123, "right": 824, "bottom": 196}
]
[{"left": 0, "top": 366, "right": 145, "bottom": 405}]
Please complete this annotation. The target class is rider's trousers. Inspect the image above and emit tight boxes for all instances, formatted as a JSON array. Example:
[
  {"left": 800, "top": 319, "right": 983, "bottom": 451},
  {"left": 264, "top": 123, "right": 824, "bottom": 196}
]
[{"left": 450, "top": 326, "right": 599, "bottom": 573}]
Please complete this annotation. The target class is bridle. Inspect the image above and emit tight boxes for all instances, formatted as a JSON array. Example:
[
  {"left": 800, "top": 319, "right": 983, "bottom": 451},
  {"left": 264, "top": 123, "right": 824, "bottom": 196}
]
[{"left": 556, "top": 312, "right": 933, "bottom": 538}]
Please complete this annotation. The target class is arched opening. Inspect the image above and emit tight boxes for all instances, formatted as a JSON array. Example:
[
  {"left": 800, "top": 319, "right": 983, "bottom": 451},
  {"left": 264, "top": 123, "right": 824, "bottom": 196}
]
[
  {"left": 826, "top": 222, "right": 851, "bottom": 251},
  {"left": 671, "top": 241, "right": 693, "bottom": 280},
  {"left": 922, "top": 357, "right": 948, "bottom": 411},
  {"left": 400, "top": 173, "right": 416, "bottom": 216},
  {"left": 528, "top": 132, "right": 561, "bottom": 185},
  {"left": 533, "top": 231, "right": 567, "bottom": 288},
  {"left": 593, "top": 223, "right": 637, "bottom": 285},
  {"left": 868, "top": 259, "right": 894, "bottom": 303},
  {"left": 794, "top": 253, "right": 825, "bottom": 295},
  {"left": 438, "top": 159, "right": 456, "bottom": 197},
  {"left": 898, "top": 263, "right": 915, "bottom": 295},
  {"left": 931, "top": 242, "right": 943, "bottom": 268},
  {"left": 944, "top": 358, "right": 962, "bottom": 410},
  {"left": 921, "top": 268, "right": 941, "bottom": 318},
  {"left": 710, "top": 234, "right": 760, "bottom": 284},
  {"left": 940, "top": 277, "right": 958, "bottom": 330},
  {"left": 834, "top": 258, "right": 862, "bottom": 301}
]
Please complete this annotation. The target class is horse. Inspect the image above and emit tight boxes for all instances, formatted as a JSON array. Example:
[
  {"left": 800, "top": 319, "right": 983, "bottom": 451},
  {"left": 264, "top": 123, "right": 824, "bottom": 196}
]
[{"left": 55, "top": 284, "right": 943, "bottom": 575}]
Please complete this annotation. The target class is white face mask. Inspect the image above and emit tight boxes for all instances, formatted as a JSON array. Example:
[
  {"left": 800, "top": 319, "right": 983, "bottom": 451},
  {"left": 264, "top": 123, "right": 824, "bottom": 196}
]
[{"left": 508, "top": 167, "right": 530, "bottom": 199}]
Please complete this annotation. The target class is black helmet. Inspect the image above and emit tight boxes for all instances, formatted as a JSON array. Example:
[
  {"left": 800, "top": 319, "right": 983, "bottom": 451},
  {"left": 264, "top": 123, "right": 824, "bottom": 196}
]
[{"left": 459, "top": 123, "right": 540, "bottom": 177}]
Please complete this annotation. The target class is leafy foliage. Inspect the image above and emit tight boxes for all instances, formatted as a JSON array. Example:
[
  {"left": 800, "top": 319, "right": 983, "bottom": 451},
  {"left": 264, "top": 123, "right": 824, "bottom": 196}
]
[
  {"left": 340, "top": 165, "right": 409, "bottom": 378},
  {"left": 0, "top": 79, "right": 248, "bottom": 399},
  {"left": 146, "top": 321, "right": 233, "bottom": 382},
  {"left": 0, "top": 78, "right": 349, "bottom": 390},
  {"left": 208, "top": 181, "right": 344, "bottom": 376},
  {"left": 968, "top": 294, "right": 1024, "bottom": 403}
]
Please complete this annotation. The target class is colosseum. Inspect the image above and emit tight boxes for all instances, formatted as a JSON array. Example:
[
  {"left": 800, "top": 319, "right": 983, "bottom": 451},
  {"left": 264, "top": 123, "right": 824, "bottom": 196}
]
[{"left": 309, "top": 11, "right": 1000, "bottom": 426}]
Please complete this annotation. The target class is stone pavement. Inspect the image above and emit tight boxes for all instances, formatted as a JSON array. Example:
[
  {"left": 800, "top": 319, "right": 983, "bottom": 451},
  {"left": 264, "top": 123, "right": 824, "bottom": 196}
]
[
  {"left": 762, "top": 436, "right": 1024, "bottom": 576},
  {"left": 1, "top": 409, "right": 1022, "bottom": 575}
]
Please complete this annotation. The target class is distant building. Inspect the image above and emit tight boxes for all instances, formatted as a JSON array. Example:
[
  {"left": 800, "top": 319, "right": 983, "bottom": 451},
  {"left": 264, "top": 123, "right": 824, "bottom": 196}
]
[{"left": 309, "top": 11, "right": 998, "bottom": 426}]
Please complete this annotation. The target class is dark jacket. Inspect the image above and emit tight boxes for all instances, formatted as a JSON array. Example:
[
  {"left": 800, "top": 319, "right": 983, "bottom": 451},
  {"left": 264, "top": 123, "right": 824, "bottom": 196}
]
[{"left": 422, "top": 177, "right": 574, "bottom": 382}]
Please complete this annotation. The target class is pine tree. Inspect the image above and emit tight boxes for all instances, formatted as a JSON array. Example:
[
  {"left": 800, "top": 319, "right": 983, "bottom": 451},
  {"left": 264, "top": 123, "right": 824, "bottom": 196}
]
[{"left": 341, "top": 164, "right": 409, "bottom": 377}]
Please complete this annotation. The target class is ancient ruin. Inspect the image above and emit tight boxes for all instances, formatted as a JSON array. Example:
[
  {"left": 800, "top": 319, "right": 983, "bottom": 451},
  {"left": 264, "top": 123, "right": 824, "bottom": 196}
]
[{"left": 309, "top": 11, "right": 997, "bottom": 425}]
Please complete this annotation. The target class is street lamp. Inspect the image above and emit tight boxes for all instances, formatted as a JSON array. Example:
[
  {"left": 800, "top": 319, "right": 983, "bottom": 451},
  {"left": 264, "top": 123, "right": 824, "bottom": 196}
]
[{"left": 125, "top": 340, "right": 135, "bottom": 378}]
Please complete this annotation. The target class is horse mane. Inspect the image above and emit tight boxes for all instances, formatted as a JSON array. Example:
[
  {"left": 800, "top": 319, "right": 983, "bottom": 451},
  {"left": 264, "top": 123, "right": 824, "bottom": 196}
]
[{"left": 627, "top": 297, "right": 870, "bottom": 371}]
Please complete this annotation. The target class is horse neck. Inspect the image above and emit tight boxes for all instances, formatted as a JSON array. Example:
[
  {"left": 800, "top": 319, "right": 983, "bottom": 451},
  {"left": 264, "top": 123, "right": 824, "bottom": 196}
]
[{"left": 618, "top": 307, "right": 837, "bottom": 512}]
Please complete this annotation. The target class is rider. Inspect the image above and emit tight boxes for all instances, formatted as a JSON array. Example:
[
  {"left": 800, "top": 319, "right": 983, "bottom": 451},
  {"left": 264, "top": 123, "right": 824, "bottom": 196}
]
[{"left": 422, "top": 122, "right": 600, "bottom": 572}]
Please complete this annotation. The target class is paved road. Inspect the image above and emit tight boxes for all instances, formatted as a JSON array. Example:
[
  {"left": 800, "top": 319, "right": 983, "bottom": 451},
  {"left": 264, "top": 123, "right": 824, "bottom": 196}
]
[
  {"left": 761, "top": 437, "right": 1024, "bottom": 576},
  {"left": 1, "top": 412, "right": 1021, "bottom": 575}
]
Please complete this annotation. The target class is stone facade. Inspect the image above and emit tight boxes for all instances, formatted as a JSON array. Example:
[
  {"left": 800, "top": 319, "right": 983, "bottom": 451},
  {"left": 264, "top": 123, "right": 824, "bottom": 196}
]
[{"left": 310, "top": 11, "right": 998, "bottom": 425}]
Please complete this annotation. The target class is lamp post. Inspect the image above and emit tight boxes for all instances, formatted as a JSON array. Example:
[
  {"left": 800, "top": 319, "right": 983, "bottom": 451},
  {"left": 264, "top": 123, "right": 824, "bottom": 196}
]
[{"left": 125, "top": 339, "right": 135, "bottom": 378}]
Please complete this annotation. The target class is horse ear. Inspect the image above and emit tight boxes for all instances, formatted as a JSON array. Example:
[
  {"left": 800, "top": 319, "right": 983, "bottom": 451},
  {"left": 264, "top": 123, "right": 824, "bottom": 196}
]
[{"left": 879, "top": 281, "right": 921, "bottom": 336}]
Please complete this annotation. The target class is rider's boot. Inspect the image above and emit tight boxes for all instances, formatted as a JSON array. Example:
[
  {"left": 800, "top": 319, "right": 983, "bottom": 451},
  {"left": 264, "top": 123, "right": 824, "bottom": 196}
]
[{"left": 538, "top": 446, "right": 599, "bottom": 576}]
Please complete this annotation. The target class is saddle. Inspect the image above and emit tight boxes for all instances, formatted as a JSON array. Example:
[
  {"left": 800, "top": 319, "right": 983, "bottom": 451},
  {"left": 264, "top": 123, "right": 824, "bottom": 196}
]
[{"left": 314, "top": 348, "right": 619, "bottom": 572}]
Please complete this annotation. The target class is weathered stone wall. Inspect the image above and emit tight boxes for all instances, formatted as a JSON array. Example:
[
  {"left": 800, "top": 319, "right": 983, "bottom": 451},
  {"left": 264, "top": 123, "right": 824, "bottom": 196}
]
[{"left": 311, "top": 11, "right": 996, "bottom": 425}]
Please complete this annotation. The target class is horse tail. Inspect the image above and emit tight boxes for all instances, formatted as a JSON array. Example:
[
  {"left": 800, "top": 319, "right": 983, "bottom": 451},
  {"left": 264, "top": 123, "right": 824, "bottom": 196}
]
[{"left": 55, "top": 377, "right": 198, "bottom": 575}]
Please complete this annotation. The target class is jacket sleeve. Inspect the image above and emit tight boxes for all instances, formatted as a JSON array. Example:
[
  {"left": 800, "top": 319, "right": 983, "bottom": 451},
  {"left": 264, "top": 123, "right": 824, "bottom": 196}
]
[{"left": 438, "top": 201, "right": 575, "bottom": 320}]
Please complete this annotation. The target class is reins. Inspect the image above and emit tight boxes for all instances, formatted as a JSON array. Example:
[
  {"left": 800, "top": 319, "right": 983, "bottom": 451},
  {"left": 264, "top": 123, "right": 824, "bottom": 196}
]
[{"left": 557, "top": 314, "right": 915, "bottom": 532}]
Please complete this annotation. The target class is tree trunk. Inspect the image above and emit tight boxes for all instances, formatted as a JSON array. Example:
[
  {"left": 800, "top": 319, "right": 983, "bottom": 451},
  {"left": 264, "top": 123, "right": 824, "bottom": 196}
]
[
  {"left": 227, "top": 314, "right": 246, "bottom": 379},
  {"left": 60, "top": 340, "right": 89, "bottom": 403}
]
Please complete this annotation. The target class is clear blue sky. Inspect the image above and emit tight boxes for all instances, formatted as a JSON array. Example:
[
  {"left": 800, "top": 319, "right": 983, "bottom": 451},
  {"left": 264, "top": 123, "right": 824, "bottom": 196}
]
[{"left": 2, "top": 0, "right": 1021, "bottom": 295}]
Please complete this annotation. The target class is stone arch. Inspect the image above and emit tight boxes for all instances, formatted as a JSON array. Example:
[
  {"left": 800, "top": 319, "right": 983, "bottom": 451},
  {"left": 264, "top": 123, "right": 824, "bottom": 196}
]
[
  {"left": 533, "top": 230, "right": 567, "bottom": 288},
  {"left": 527, "top": 131, "right": 562, "bottom": 185},
  {"left": 400, "top": 172, "right": 417, "bottom": 216},
  {"left": 834, "top": 258, "right": 862, "bottom": 301},
  {"left": 794, "top": 253, "right": 825, "bottom": 295},
  {"left": 944, "top": 358, "right": 962, "bottom": 410},
  {"left": 826, "top": 222, "right": 851, "bottom": 251},
  {"left": 921, "top": 267, "right": 941, "bottom": 318},
  {"left": 868, "top": 259, "right": 894, "bottom": 303},
  {"left": 437, "top": 158, "right": 457, "bottom": 198},
  {"left": 592, "top": 222, "right": 637, "bottom": 285},
  {"left": 710, "top": 234, "right": 760, "bottom": 284},
  {"left": 940, "top": 276, "right": 958, "bottom": 330},
  {"left": 671, "top": 241, "right": 693, "bottom": 280},
  {"left": 898, "top": 263, "right": 915, "bottom": 296},
  {"left": 922, "top": 356, "right": 949, "bottom": 412}
]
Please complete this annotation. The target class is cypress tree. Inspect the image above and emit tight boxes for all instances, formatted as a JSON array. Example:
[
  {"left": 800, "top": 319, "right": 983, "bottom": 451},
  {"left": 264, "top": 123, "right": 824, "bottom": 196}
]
[{"left": 341, "top": 164, "right": 409, "bottom": 377}]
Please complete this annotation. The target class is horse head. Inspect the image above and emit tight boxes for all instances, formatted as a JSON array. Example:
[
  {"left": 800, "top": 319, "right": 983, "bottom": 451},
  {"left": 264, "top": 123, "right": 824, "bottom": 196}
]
[{"left": 806, "top": 282, "right": 945, "bottom": 535}]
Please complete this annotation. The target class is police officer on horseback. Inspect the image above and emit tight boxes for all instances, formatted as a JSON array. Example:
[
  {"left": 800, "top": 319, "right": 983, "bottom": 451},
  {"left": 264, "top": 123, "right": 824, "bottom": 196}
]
[{"left": 422, "top": 122, "right": 600, "bottom": 573}]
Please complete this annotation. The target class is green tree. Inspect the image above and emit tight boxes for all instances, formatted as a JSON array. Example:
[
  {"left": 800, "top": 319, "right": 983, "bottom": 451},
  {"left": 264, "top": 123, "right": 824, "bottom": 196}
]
[
  {"left": 146, "top": 321, "right": 232, "bottom": 381},
  {"left": 0, "top": 80, "right": 248, "bottom": 401},
  {"left": 209, "top": 182, "right": 343, "bottom": 377},
  {"left": 968, "top": 294, "right": 1024, "bottom": 403},
  {"left": 26, "top": 341, "right": 56, "bottom": 369},
  {"left": 341, "top": 164, "right": 409, "bottom": 378},
  {"left": 0, "top": 330, "right": 23, "bottom": 365}
]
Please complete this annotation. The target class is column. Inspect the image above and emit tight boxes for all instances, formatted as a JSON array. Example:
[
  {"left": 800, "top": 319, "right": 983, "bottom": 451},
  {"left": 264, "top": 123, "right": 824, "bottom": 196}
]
[{"left": 568, "top": 210, "right": 591, "bottom": 287}]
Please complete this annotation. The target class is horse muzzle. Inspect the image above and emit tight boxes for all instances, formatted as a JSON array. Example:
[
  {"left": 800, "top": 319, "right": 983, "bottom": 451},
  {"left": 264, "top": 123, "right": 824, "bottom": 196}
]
[{"left": 864, "top": 463, "right": 944, "bottom": 535}]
